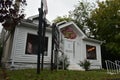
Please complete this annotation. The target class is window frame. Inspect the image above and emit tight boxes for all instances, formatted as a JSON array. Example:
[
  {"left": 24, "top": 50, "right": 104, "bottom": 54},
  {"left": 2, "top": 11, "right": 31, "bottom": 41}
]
[
  {"left": 25, "top": 33, "right": 48, "bottom": 56},
  {"left": 86, "top": 44, "right": 97, "bottom": 60}
]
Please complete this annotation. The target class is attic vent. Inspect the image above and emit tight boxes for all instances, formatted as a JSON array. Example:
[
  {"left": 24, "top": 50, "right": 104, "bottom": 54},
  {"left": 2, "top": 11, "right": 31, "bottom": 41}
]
[{"left": 56, "top": 21, "right": 67, "bottom": 26}]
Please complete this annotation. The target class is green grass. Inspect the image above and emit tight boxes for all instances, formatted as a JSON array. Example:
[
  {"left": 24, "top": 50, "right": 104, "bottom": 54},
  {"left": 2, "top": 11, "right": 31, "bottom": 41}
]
[{"left": 0, "top": 68, "right": 120, "bottom": 80}]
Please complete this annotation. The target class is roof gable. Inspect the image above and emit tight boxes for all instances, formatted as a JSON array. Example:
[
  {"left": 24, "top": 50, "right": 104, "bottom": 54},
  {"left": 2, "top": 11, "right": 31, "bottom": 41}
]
[
  {"left": 57, "top": 21, "right": 102, "bottom": 44},
  {"left": 27, "top": 14, "right": 51, "bottom": 25},
  {"left": 57, "top": 21, "right": 87, "bottom": 38}
]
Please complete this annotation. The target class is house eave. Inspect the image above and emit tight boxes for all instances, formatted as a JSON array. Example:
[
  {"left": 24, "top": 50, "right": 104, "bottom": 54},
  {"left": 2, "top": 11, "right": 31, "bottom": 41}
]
[
  {"left": 83, "top": 37, "right": 102, "bottom": 44},
  {"left": 20, "top": 19, "right": 37, "bottom": 28},
  {"left": 19, "top": 19, "right": 52, "bottom": 31}
]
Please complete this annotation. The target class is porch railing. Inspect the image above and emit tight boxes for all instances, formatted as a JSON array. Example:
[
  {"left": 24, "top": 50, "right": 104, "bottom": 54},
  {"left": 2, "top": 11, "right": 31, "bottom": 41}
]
[
  {"left": 115, "top": 60, "right": 120, "bottom": 73},
  {"left": 105, "top": 60, "right": 120, "bottom": 74}
]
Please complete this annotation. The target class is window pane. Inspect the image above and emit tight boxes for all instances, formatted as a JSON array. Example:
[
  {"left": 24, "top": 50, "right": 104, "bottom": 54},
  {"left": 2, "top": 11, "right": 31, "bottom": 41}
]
[
  {"left": 25, "top": 34, "right": 48, "bottom": 56},
  {"left": 86, "top": 45, "right": 96, "bottom": 59}
]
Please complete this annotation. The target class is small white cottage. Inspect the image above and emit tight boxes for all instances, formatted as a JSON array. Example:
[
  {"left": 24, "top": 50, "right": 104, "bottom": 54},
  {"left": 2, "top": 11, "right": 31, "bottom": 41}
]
[
  {"left": 57, "top": 21, "right": 102, "bottom": 70},
  {"left": 1, "top": 15, "right": 102, "bottom": 70}
]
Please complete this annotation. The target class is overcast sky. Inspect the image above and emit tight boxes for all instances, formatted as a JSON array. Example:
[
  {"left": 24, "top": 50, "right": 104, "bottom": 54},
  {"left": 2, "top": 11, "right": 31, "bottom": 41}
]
[
  {"left": 0, "top": 0, "right": 104, "bottom": 32},
  {"left": 25, "top": 0, "right": 103, "bottom": 22}
]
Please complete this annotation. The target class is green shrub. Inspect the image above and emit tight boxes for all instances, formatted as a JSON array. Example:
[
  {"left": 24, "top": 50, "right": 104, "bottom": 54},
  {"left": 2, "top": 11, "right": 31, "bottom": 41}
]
[{"left": 79, "top": 59, "right": 91, "bottom": 71}]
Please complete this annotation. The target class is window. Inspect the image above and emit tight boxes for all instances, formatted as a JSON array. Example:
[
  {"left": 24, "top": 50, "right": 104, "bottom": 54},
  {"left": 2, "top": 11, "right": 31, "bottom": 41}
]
[
  {"left": 86, "top": 45, "right": 97, "bottom": 59},
  {"left": 60, "top": 26, "right": 77, "bottom": 39},
  {"left": 25, "top": 34, "right": 48, "bottom": 56}
]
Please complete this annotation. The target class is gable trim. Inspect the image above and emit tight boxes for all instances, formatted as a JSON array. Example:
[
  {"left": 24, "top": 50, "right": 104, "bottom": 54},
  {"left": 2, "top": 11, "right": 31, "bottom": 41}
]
[
  {"left": 58, "top": 21, "right": 87, "bottom": 38},
  {"left": 83, "top": 37, "right": 102, "bottom": 44}
]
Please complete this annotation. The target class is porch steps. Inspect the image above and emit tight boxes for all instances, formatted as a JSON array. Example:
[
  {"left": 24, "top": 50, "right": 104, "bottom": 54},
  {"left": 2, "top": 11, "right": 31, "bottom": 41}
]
[{"left": 68, "top": 60, "right": 84, "bottom": 70}]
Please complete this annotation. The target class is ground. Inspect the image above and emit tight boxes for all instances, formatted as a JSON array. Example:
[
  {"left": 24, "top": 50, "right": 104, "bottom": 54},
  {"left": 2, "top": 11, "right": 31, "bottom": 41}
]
[{"left": 0, "top": 68, "right": 120, "bottom": 80}]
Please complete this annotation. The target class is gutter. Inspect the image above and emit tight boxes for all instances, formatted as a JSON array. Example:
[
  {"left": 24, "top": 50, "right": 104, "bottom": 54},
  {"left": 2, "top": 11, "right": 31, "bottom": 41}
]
[
  {"left": 83, "top": 37, "right": 103, "bottom": 44},
  {"left": 19, "top": 19, "right": 52, "bottom": 32}
]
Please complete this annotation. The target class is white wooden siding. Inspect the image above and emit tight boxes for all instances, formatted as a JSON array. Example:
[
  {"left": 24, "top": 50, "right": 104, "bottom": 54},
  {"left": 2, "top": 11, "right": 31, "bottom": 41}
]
[
  {"left": 11, "top": 25, "right": 52, "bottom": 64},
  {"left": 82, "top": 40, "right": 102, "bottom": 68}
]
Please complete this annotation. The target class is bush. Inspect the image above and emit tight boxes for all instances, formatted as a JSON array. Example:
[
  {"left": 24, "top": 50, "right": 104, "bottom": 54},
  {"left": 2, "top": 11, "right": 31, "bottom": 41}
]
[{"left": 79, "top": 59, "right": 91, "bottom": 71}]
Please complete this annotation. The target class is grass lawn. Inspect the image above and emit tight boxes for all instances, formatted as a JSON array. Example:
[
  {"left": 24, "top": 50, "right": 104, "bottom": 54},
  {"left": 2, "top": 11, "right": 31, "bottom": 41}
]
[{"left": 0, "top": 68, "right": 120, "bottom": 80}]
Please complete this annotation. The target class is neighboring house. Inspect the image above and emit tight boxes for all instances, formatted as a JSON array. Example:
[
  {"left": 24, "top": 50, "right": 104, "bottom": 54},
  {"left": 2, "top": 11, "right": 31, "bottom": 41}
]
[
  {"left": 58, "top": 22, "right": 102, "bottom": 70},
  {"left": 1, "top": 15, "right": 102, "bottom": 70}
]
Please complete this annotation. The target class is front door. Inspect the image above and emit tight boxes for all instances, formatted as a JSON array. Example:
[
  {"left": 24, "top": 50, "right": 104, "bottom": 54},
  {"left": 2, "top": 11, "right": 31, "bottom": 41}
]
[{"left": 64, "top": 40, "right": 74, "bottom": 60}]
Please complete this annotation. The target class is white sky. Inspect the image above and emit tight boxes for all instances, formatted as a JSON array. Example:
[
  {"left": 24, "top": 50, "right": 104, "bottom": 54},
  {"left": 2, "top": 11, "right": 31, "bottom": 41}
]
[
  {"left": 0, "top": 0, "right": 104, "bottom": 32},
  {"left": 24, "top": 0, "right": 103, "bottom": 22}
]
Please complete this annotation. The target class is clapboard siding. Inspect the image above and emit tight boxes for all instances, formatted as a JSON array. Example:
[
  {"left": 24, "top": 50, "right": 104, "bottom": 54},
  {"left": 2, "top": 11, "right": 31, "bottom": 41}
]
[
  {"left": 14, "top": 56, "right": 51, "bottom": 63},
  {"left": 11, "top": 25, "right": 52, "bottom": 64},
  {"left": 15, "top": 26, "right": 27, "bottom": 56},
  {"left": 82, "top": 40, "right": 102, "bottom": 67}
]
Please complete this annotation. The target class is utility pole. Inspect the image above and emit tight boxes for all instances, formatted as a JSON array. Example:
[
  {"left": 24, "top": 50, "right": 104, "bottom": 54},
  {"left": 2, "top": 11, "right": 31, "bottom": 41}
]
[
  {"left": 51, "top": 23, "right": 55, "bottom": 71},
  {"left": 37, "top": 0, "right": 48, "bottom": 74},
  {"left": 41, "top": 18, "right": 46, "bottom": 70},
  {"left": 37, "top": 1, "right": 43, "bottom": 74}
]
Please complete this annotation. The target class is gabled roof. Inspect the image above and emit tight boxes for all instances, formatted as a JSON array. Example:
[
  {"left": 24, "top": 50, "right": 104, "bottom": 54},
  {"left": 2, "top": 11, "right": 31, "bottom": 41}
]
[
  {"left": 21, "top": 15, "right": 102, "bottom": 44},
  {"left": 57, "top": 21, "right": 87, "bottom": 38},
  {"left": 57, "top": 21, "right": 102, "bottom": 44},
  {"left": 17, "top": 15, "right": 52, "bottom": 31},
  {"left": 27, "top": 14, "right": 51, "bottom": 25},
  {"left": 27, "top": 14, "right": 39, "bottom": 20}
]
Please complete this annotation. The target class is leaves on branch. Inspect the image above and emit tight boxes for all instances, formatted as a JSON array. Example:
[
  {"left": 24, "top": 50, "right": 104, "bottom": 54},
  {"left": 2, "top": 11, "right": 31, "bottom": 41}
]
[{"left": 0, "top": 0, "right": 27, "bottom": 30}]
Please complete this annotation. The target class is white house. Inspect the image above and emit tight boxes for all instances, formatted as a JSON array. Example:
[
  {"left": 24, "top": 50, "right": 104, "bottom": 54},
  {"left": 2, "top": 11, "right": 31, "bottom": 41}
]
[
  {"left": 57, "top": 21, "right": 102, "bottom": 70},
  {"left": 1, "top": 15, "right": 102, "bottom": 70}
]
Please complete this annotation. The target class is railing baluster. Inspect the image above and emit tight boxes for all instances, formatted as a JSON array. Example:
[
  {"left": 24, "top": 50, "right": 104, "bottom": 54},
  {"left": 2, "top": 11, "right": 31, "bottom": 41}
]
[
  {"left": 105, "top": 60, "right": 120, "bottom": 74},
  {"left": 115, "top": 60, "right": 120, "bottom": 73}
]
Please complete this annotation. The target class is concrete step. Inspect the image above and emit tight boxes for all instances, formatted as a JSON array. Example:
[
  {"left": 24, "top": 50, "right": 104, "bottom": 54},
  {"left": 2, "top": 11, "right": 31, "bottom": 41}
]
[{"left": 67, "top": 60, "right": 84, "bottom": 70}]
